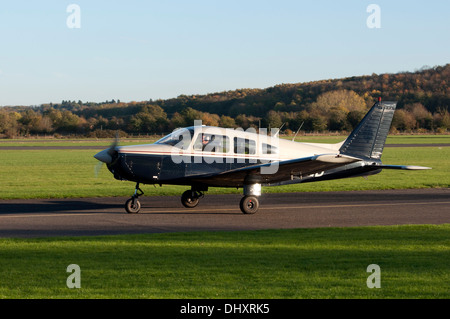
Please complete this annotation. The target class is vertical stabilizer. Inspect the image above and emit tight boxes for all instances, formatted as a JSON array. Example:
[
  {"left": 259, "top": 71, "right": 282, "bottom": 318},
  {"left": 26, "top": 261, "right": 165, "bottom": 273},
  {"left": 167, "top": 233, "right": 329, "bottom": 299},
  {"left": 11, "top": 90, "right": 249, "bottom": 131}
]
[{"left": 339, "top": 100, "right": 396, "bottom": 160}]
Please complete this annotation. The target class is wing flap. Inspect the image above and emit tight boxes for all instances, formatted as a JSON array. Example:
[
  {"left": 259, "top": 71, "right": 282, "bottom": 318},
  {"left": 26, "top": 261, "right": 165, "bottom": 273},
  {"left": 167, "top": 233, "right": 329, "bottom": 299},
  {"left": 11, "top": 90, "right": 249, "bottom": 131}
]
[{"left": 316, "top": 154, "right": 362, "bottom": 164}]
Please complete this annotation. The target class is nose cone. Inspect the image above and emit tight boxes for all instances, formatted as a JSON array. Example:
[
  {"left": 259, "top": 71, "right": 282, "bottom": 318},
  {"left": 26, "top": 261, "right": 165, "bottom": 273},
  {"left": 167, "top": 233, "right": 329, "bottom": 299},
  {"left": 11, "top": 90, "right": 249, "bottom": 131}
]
[{"left": 94, "top": 149, "right": 112, "bottom": 164}]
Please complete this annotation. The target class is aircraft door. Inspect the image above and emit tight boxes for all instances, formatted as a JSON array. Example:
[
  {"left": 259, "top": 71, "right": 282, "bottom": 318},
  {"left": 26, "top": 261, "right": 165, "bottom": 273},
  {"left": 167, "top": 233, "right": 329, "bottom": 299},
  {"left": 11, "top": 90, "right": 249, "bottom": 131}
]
[{"left": 187, "top": 133, "right": 230, "bottom": 176}]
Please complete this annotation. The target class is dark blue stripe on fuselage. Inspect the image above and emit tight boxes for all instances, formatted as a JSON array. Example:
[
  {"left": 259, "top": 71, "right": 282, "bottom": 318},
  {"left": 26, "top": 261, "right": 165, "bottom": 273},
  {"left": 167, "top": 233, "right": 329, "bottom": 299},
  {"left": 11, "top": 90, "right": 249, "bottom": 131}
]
[{"left": 108, "top": 153, "right": 261, "bottom": 185}]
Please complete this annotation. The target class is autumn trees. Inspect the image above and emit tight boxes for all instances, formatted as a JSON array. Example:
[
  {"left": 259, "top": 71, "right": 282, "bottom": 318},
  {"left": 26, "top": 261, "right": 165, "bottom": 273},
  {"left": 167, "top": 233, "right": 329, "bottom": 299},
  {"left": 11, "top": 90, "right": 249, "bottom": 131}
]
[{"left": 0, "top": 64, "right": 449, "bottom": 138}]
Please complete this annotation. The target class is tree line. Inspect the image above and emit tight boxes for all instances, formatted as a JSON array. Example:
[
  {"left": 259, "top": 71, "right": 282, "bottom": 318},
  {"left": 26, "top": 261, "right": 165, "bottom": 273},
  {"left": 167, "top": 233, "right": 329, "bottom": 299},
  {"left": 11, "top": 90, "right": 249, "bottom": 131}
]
[{"left": 1, "top": 64, "right": 449, "bottom": 138}]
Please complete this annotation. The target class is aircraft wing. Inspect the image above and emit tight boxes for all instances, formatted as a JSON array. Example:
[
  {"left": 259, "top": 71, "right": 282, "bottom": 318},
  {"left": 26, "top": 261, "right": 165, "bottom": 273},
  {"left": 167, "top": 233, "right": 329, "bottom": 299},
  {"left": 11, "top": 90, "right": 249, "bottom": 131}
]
[
  {"left": 371, "top": 164, "right": 431, "bottom": 170},
  {"left": 189, "top": 154, "right": 362, "bottom": 187}
]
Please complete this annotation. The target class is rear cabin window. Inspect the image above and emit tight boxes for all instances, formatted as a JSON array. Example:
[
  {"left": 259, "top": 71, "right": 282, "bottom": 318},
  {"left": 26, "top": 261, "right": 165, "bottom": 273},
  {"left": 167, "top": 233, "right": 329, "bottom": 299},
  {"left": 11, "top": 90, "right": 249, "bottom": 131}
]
[
  {"left": 262, "top": 143, "right": 278, "bottom": 155},
  {"left": 234, "top": 137, "right": 256, "bottom": 155},
  {"left": 194, "top": 134, "right": 230, "bottom": 153}
]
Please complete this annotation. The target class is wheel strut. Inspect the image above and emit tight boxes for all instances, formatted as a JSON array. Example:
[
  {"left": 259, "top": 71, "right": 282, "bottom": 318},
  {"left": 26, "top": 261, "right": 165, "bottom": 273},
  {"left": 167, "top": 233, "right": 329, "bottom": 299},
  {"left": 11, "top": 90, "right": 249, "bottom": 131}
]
[
  {"left": 133, "top": 183, "right": 144, "bottom": 199},
  {"left": 125, "top": 183, "right": 144, "bottom": 214}
]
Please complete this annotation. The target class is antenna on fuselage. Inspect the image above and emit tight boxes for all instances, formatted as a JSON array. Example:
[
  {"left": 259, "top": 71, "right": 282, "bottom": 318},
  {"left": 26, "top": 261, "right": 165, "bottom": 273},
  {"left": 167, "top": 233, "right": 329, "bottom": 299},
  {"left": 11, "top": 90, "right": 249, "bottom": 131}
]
[
  {"left": 273, "top": 122, "right": 285, "bottom": 138},
  {"left": 292, "top": 121, "right": 304, "bottom": 142}
]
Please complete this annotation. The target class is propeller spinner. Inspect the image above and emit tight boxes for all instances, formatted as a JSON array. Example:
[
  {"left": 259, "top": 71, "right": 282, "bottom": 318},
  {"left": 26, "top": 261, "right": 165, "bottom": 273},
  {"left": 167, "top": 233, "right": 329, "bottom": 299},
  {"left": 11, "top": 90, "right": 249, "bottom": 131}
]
[{"left": 94, "top": 132, "right": 119, "bottom": 165}]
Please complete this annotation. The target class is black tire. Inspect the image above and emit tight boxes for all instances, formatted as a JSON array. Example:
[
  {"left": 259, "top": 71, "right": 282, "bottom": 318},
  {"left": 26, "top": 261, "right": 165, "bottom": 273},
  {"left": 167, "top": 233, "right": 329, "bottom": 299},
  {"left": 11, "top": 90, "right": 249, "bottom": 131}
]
[
  {"left": 239, "top": 196, "right": 259, "bottom": 214},
  {"left": 181, "top": 190, "right": 200, "bottom": 208},
  {"left": 125, "top": 198, "right": 141, "bottom": 214}
]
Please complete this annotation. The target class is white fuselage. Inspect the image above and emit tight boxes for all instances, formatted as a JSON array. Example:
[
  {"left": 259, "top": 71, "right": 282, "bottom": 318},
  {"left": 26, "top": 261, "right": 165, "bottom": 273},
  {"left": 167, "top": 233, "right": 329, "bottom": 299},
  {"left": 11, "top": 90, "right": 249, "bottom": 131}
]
[{"left": 117, "top": 126, "right": 343, "bottom": 164}]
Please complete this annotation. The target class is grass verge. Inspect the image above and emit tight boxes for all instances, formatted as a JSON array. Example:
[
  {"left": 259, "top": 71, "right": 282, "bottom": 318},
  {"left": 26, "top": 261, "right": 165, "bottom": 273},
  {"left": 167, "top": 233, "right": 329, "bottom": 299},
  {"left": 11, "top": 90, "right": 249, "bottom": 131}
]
[{"left": 0, "top": 224, "right": 448, "bottom": 299}]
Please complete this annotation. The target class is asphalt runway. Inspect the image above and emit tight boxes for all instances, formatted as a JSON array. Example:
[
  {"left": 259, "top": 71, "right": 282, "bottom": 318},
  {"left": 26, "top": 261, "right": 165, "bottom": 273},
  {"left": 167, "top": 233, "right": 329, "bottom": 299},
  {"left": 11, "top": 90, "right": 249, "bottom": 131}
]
[{"left": 0, "top": 188, "right": 449, "bottom": 238}]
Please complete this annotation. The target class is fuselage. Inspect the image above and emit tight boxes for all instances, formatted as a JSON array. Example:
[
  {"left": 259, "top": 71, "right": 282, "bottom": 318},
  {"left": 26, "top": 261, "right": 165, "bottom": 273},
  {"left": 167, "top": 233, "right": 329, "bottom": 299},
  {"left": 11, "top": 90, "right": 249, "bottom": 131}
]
[{"left": 101, "top": 126, "right": 380, "bottom": 188}]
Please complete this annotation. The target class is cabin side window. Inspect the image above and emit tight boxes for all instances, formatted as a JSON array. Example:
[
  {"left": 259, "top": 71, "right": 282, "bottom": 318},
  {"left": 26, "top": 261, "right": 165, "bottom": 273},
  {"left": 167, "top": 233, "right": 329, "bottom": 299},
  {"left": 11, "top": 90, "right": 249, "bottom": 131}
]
[
  {"left": 194, "top": 134, "right": 230, "bottom": 153},
  {"left": 234, "top": 137, "right": 256, "bottom": 155},
  {"left": 262, "top": 143, "right": 278, "bottom": 155}
]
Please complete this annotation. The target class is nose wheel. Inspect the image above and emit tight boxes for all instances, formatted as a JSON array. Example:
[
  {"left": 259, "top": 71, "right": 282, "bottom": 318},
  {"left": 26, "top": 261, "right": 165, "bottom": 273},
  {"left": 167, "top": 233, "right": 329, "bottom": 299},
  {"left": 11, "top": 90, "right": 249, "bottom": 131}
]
[
  {"left": 125, "top": 197, "right": 141, "bottom": 214},
  {"left": 125, "top": 183, "right": 144, "bottom": 214}
]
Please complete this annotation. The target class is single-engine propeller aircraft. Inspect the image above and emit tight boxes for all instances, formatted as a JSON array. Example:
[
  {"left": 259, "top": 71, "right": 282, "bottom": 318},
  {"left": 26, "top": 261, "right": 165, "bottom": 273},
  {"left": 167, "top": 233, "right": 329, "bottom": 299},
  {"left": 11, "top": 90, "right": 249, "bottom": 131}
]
[{"left": 94, "top": 98, "right": 430, "bottom": 214}]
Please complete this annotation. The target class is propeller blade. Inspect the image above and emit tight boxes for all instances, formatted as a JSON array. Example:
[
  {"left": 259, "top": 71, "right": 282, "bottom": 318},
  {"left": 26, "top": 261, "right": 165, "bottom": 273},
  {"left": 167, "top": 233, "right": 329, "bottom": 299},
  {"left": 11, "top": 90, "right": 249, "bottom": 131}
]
[
  {"left": 107, "top": 131, "right": 119, "bottom": 156},
  {"left": 94, "top": 161, "right": 103, "bottom": 178}
]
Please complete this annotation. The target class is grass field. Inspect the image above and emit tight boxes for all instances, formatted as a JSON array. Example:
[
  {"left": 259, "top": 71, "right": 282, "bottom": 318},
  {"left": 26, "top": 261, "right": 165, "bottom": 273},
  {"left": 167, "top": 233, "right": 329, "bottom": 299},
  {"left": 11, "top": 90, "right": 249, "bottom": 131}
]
[{"left": 0, "top": 224, "right": 448, "bottom": 299}]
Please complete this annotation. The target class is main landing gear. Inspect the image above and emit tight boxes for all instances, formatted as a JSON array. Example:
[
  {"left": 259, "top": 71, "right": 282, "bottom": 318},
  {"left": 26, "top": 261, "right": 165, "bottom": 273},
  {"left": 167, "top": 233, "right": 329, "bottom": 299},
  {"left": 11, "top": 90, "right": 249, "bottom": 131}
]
[
  {"left": 125, "top": 183, "right": 144, "bottom": 214},
  {"left": 181, "top": 189, "right": 204, "bottom": 208},
  {"left": 239, "top": 184, "right": 261, "bottom": 214},
  {"left": 180, "top": 184, "right": 261, "bottom": 214},
  {"left": 239, "top": 196, "right": 259, "bottom": 214}
]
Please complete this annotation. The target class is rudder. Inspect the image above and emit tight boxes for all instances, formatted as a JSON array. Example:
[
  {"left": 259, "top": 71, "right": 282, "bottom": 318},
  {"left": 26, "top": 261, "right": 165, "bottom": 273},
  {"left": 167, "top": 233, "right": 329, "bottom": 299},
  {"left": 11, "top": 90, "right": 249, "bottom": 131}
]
[{"left": 339, "top": 100, "right": 396, "bottom": 160}]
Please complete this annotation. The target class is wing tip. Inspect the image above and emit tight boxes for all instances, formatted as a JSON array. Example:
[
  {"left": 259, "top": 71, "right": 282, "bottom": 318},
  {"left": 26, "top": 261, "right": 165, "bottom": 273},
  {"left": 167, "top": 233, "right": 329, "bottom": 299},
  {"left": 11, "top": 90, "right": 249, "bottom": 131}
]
[
  {"left": 402, "top": 165, "right": 432, "bottom": 170},
  {"left": 378, "top": 164, "right": 432, "bottom": 170}
]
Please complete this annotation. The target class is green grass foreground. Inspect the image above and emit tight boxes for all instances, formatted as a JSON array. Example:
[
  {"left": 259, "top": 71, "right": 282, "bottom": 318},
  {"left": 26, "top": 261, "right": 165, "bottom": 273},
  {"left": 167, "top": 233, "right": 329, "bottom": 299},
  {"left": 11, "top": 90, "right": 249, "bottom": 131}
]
[
  {"left": 0, "top": 224, "right": 448, "bottom": 299},
  {"left": 0, "top": 146, "right": 448, "bottom": 199}
]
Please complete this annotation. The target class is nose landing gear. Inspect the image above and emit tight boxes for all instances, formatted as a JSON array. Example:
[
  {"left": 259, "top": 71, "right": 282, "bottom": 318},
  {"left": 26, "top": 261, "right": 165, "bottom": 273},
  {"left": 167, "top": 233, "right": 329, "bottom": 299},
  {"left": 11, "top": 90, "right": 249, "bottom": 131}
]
[{"left": 125, "top": 183, "right": 144, "bottom": 214}]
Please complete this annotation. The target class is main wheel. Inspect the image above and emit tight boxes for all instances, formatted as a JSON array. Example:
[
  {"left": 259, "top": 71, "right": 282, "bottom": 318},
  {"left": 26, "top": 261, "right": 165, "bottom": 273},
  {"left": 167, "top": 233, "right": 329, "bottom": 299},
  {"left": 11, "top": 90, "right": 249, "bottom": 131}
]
[
  {"left": 181, "top": 190, "right": 200, "bottom": 208},
  {"left": 125, "top": 198, "right": 141, "bottom": 214},
  {"left": 239, "top": 196, "right": 259, "bottom": 214}
]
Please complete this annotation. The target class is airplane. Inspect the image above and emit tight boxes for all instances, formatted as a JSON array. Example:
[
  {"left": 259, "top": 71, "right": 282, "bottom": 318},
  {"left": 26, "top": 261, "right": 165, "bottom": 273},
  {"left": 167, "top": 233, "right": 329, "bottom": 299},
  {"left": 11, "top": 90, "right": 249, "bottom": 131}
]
[{"left": 94, "top": 98, "right": 431, "bottom": 214}]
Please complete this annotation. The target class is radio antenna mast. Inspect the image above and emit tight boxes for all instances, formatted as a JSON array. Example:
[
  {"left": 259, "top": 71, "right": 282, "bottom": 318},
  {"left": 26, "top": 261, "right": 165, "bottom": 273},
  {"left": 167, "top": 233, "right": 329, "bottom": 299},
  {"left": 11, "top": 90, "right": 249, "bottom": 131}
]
[{"left": 292, "top": 121, "right": 304, "bottom": 142}]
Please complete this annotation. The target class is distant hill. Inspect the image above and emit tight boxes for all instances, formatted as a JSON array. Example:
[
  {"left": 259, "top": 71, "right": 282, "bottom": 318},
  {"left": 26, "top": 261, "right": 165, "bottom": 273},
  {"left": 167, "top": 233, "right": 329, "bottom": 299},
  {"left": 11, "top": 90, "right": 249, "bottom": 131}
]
[{"left": 1, "top": 64, "right": 449, "bottom": 137}]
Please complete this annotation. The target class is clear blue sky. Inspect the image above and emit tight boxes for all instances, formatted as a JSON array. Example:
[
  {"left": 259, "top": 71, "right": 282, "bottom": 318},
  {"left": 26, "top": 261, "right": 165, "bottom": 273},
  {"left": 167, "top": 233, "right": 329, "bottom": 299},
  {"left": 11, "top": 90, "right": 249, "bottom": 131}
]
[{"left": 0, "top": 0, "right": 449, "bottom": 106}]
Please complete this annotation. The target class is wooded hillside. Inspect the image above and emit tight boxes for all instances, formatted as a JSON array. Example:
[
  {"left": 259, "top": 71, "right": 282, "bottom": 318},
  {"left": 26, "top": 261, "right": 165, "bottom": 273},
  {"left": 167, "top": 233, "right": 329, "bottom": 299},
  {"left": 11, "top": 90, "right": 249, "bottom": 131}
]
[{"left": 1, "top": 64, "right": 449, "bottom": 138}]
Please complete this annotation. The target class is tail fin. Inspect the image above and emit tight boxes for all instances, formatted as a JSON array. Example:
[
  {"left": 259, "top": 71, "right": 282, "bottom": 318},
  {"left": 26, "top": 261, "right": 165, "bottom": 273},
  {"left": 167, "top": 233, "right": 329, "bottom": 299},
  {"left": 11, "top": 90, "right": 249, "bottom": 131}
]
[{"left": 339, "top": 100, "right": 396, "bottom": 160}]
